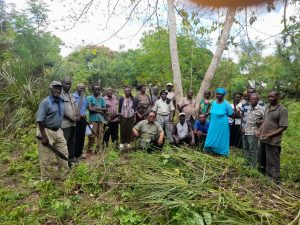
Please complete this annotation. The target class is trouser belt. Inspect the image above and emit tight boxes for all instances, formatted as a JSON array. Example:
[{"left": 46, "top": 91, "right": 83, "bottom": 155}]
[{"left": 46, "top": 127, "right": 59, "bottom": 131}]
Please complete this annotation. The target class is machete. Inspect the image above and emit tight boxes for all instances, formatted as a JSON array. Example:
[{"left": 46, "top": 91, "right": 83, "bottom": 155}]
[{"left": 36, "top": 136, "right": 72, "bottom": 168}]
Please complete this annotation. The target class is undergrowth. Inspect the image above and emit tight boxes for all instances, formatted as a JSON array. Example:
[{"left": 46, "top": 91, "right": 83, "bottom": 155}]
[{"left": 0, "top": 102, "right": 299, "bottom": 224}]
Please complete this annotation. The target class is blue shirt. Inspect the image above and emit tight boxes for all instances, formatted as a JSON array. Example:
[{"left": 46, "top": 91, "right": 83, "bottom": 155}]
[
  {"left": 36, "top": 95, "right": 64, "bottom": 129},
  {"left": 194, "top": 120, "right": 210, "bottom": 134},
  {"left": 72, "top": 91, "right": 87, "bottom": 115},
  {"left": 87, "top": 95, "right": 106, "bottom": 122}
]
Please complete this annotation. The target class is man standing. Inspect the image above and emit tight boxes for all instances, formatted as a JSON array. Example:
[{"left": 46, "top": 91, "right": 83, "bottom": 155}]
[
  {"left": 243, "top": 94, "right": 265, "bottom": 168},
  {"left": 151, "top": 86, "right": 160, "bottom": 104},
  {"left": 103, "top": 87, "right": 119, "bottom": 147},
  {"left": 152, "top": 90, "right": 175, "bottom": 142},
  {"left": 177, "top": 90, "right": 197, "bottom": 127},
  {"left": 73, "top": 83, "right": 87, "bottom": 160},
  {"left": 132, "top": 111, "right": 164, "bottom": 152},
  {"left": 166, "top": 83, "right": 176, "bottom": 109},
  {"left": 258, "top": 91, "right": 288, "bottom": 183},
  {"left": 239, "top": 87, "right": 264, "bottom": 129},
  {"left": 86, "top": 85, "right": 106, "bottom": 155},
  {"left": 194, "top": 113, "right": 210, "bottom": 147},
  {"left": 172, "top": 113, "right": 195, "bottom": 146},
  {"left": 61, "top": 78, "right": 78, "bottom": 162},
  {"left": 36, "top": 81, "right": 69, "bottom": 180}
]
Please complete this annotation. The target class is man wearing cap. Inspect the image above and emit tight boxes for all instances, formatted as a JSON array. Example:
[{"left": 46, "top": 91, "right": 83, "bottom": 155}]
[
  {"left": 36, "top": 81, "right": 70, "bottom": 180},
  {"left": 177, "top": 89, "right": 197, "bottom": 127},
  {"left": 61, "top": 78, "right": 79, "bottom": 162},
  {"left": 166, "top": 83, "right": 176, "bottom": 109},
  {"left": 173, "top": 113, "right": 195, "bottom": 146},
  {"left": 132, "top": 111, "right": 164, "bottom": 152},
  {"left": 152, "top": 90, "right": 175, "bottom": 142},
  {"left": 73, "top": 83, "right": 88, "bottom": 160}
]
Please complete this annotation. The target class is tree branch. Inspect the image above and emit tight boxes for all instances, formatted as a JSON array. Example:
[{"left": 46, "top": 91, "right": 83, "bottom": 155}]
[
  {"left": 67, "top": 0, "right": 94, "bottom": 30},
  {"left": 98, "top": 0, "right": 143, "bottom": 45}
]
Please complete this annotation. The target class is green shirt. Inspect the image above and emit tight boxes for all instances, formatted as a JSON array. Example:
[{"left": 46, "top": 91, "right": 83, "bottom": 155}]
[
  {"left": 87, "top": 95, "right": 106, "bottom": 122},
  {"left": 134, "top": 120, "right": 163, "bottom": 145}
]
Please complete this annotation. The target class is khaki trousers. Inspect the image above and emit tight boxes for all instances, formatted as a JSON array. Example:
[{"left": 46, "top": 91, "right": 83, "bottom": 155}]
[
  {"left": 37, "top": 128, "right": 70, "bottom": 180},
  {"left": 87, "top": 122, "right": 104, "bottom": 152},
  {"left": 156, "top": 114, "right": 173, "bottom": 142}
]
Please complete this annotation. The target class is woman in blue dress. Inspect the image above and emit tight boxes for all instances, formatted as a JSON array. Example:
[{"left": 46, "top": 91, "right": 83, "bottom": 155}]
[{"left": 204, "top": 88, "right": 233, "bottom": 156}]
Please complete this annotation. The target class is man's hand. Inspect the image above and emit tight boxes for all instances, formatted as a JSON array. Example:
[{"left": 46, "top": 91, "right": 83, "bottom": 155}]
[
  {"left": 158, "top": 137, "right": 164, "bottom": 145},
  {"left": 261, "top": 133, "right": 271, "bottom": 140},
  {"left": 255, "top": 130, "right": 260, "bottom": 138},
  {"left": 74, "top": 115, "right": 80, "bottom": 122},
  {"left": 190, "top": 140, "right": 195, "bottom": 146},
  {"left": 197, "top": 131, "right": 203, "bottom": 137},
  {"left": 41, "top": 136, "right": 49, "bottom": 145}
]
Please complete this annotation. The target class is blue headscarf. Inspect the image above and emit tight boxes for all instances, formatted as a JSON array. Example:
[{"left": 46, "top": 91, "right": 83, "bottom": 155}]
[{"left": 216, "top": 88, "right": 226, "bottom": 95}]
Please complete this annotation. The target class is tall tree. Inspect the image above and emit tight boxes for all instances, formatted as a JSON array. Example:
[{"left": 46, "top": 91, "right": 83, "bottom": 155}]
[
  {"left": 167, "top": 0, "right": 183, "bottom": 101},
  {"left": 195, "top": 7, "right": 236, "bottom": 107}
]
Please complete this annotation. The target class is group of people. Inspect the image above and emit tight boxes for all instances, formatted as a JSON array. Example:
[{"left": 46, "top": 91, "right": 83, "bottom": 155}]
[{"left": 36, "top": 80, "right": 288, "bottom": 184}]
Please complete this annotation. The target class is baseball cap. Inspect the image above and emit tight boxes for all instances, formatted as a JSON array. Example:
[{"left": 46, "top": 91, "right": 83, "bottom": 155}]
[
  {"left": 49, "top": 81, "right": 62, "bottom": 88},
  {"left": 160, "top": 90, "right": 168, "bottom": 95},
  {"left": 166, "top": 82, "right": 173, "bottom": 86},
  {"left": 179, "top": 112, "right": 186, "bottom": 117}
]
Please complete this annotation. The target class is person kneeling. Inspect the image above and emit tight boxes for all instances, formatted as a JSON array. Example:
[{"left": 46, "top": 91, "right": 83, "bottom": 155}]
[
  {"left": 132, "top": 111, "right": 164, "bottom": 153},
  {"left": 194, "top": 113, "right": 210, "bottom": 149},
  {"left": 173, "top": 113, "right": 195, "bottom": 146}
]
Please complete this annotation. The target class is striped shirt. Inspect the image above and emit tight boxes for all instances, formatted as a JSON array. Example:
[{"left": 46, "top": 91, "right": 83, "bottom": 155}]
[
  {"left": 244, "top": 104, "right": 265, "bottom": 135},
  {"left": 104, "top": 95, "right": 118, "bottom": 122}
]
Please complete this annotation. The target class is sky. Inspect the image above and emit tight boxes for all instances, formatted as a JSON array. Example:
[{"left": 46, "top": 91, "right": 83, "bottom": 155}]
[{"left": 6, "top": 0, "right": 295, "bottom": 58}]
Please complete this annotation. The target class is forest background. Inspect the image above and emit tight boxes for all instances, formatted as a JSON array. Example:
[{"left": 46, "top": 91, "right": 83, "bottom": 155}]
[{"left": 0, "top": 0, "right": 299, "bottom": 224}]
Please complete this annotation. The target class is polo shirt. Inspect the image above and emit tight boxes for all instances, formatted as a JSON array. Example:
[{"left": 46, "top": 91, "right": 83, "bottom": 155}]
[
  {"left": 194, "top": 120, "right": 210, "bottom": 133},
  {"left": 36, "top": 95, "right": 64, "bottom": 129},
  {"left": 87, "top": 95, "right": 106, "bottom": 122},
  {"left": 134, "top": 120, "right": 163, "bottom": 144},
  {"left": 259, "top": 104, "right": 288, "bottom": 146},
  {"left": 152, "top": 99, "right": 175, "bottom": 115}
]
